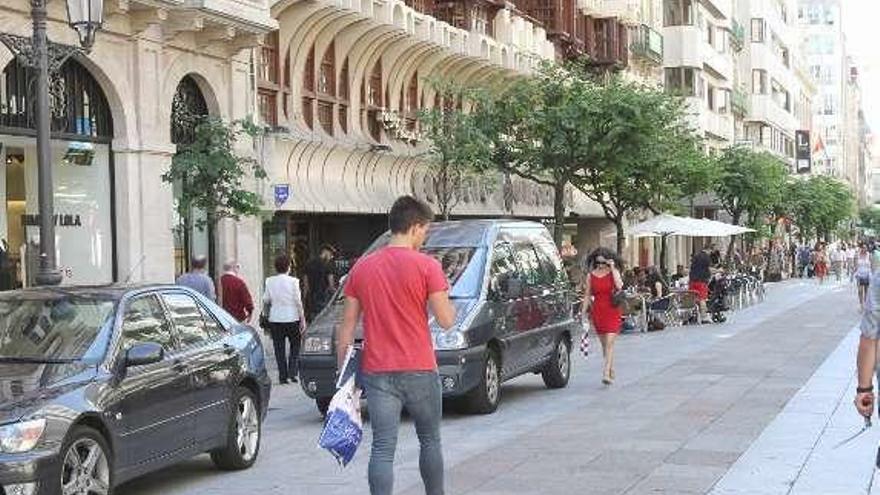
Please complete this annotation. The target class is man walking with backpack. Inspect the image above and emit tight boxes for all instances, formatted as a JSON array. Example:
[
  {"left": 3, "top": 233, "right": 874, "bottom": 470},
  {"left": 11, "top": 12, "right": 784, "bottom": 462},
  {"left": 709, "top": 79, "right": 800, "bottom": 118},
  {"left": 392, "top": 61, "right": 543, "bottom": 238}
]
[{"left": 335, "top": 196, "right": 456, "bottom": 495}]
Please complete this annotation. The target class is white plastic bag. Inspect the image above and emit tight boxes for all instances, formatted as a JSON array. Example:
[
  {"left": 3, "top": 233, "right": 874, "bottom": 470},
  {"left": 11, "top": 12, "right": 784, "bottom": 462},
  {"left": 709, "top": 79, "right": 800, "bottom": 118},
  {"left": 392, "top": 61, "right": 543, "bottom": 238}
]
[{"left": 318, "top": 346, "right": 363, "bottom": 467}]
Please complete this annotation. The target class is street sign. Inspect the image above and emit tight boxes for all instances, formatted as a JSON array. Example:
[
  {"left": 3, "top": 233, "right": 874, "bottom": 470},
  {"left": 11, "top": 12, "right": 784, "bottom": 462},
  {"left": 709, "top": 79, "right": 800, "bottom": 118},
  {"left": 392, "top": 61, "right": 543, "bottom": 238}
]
[
  {"left": 795, "top": 130, "right": 811, "bottom": 174},
  {"left": 274, "top": 184, "right": 290, "bottom": 207}
]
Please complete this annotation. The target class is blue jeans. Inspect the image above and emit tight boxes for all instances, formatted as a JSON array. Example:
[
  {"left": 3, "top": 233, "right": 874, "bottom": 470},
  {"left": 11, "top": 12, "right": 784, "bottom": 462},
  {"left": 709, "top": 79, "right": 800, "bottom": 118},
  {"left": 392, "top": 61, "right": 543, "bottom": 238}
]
[{"left": 361, "top": 371, "right": 444, "bottom": 495}]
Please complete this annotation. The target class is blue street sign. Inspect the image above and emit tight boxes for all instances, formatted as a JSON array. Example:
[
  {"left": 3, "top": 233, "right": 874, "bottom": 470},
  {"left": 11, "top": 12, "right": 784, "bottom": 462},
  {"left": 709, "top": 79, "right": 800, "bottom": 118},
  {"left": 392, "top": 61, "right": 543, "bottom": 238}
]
[{"left": 274, "top": 184, "right": 291, "bottom": 207}]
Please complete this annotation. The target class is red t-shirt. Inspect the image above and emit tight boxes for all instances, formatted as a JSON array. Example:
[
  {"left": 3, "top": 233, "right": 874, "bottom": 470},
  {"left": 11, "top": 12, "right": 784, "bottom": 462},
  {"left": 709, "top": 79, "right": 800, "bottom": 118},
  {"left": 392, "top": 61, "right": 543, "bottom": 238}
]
[{"left": 344, "top": 246, "right": 449, "bottom": 373}]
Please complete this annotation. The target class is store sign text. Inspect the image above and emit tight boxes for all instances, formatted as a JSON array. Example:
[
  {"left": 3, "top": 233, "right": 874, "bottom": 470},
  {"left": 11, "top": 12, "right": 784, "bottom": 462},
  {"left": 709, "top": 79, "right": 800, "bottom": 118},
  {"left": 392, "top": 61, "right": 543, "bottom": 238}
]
[{"left": 21, "top": 214, "right": 83, "bottom": 228}]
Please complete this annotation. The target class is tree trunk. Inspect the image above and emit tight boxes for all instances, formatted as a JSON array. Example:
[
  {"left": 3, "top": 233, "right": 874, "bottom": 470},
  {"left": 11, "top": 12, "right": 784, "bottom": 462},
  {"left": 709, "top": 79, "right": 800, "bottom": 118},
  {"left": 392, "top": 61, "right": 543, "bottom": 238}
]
[
  {"left": 660, "top": 234, "right": 669, "bottom": 275},
  {"left": 726, "top": 210, "right": 742, "bottom": 261},
  {"left": 207, "top": 210, "right": 218, "bottom": 282},
  {"left": 615, "top": 218, "right": 626, "bottom": 257},
  {"left": 552, "top": 180, "right": 566, "bottom": 248}
]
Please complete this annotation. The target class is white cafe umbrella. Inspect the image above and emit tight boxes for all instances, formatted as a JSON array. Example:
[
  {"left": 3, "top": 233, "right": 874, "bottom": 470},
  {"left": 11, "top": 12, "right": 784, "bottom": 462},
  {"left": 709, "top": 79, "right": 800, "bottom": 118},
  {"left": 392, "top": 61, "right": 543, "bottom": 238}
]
[{"left": 629, "top": 214, "right": 755, "bottom": 238}]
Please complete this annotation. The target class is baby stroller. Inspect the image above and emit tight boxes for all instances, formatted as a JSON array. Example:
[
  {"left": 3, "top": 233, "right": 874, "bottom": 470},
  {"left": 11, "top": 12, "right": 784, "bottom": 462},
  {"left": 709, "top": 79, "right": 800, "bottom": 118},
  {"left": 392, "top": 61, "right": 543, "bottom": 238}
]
[{"left": 707, "top": 274, "right": 730, "bottom": 323}]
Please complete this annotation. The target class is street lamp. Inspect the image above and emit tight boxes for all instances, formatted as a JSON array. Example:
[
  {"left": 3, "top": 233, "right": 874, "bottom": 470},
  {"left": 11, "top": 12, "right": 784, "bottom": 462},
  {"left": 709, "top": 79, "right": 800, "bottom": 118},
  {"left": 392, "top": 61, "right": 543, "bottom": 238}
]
[
  {"left": 65, "top": 0, "right": 104, "bottom": 50},
  {"left": 0, "top": 0, "right": 103, "bottom": 286}
]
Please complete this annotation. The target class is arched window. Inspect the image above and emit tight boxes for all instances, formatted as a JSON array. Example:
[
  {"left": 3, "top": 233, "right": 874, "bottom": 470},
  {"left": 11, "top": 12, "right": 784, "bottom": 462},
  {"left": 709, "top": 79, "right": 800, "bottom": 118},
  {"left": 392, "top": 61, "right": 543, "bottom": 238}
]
[
  {"left": 282, "top": 48, "right": 291, "bottom": 121},
  {"left": 302, "top": 45, "right": 315, "bottom": 130},
  {"left": 317, "top": 42, "right": 336, "bottom": 136},
  {"left": 339, "top": 57, "right": 349, "bottom": 133},
  {"left": 257, "top": 31, "right": 280, "bottom": 126},
  {"left": 406, "top": 72, "right": 418, "bottom": 130},
  {"left": 364, "top": 59, "right": 383, "bottom": 142},
  {"left": 171, "top": 75, "right": 208, "bottom": 145},
  {"left": 1, "top": 58, "right": 113, "bottom": 141}
]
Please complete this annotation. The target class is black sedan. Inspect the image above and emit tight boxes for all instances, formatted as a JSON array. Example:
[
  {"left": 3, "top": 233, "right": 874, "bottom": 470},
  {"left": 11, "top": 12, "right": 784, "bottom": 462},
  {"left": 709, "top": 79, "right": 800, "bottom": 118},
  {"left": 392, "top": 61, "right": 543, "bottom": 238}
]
[{"left": 0, "top": 285, "right": 271, "bottom": 495}]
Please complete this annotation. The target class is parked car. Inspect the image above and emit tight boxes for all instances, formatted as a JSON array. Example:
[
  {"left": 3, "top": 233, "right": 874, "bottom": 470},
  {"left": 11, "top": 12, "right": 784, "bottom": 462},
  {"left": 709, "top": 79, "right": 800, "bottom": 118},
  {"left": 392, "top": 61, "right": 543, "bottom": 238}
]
[
  {"left": 299, "top": 220, "right": 578, "bottom": 415},
  {"left": 0, "top": 285, "right": 271, "bottom": 495}
]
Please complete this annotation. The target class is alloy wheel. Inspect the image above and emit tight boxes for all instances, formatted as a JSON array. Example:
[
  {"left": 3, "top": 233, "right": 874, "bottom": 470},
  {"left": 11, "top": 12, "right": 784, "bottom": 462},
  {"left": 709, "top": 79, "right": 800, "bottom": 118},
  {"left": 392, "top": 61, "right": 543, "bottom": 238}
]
[
  {"left": 61, "top": 437, "right": 110, "bottom": 495},
  {"left": 236, "top": 395, "right": 260, "bottom": 462},
  {"left": 486, "top": 356, "right": 500, "bottom": 405},
  {"left": 557, "top": 340, "right": 570, "bottom": 379}
]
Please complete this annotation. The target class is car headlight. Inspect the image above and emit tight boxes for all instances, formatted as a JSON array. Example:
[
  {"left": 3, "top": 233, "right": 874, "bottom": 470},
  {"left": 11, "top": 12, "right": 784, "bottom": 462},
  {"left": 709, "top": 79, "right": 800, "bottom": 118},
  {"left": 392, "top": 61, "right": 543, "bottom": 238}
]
[
  {"left": 0, "top": 418, "right": 46, "bottom": 453},
  {"left": 434, "top": 330, "right": 467, "bottom": 350},
  {"left": 302, "top": 336, "right": 333, "bottom": 354}
]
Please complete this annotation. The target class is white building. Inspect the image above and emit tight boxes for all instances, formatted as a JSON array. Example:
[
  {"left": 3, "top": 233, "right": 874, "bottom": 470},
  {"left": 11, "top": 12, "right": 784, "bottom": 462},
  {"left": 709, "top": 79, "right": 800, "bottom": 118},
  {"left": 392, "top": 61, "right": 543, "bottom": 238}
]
[{"left": 0, "top": 0, "right": 275, "bottom": 292}]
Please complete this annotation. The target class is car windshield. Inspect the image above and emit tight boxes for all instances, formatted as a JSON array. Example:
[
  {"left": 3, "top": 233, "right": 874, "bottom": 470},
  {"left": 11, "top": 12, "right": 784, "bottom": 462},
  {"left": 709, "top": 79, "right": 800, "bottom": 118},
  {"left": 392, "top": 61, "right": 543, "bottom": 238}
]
[
  {"left": 0, "top": 296, "right": 116, "bottom": 362},
  {"left": 423, "top": 247, "right": 476, "bottom": 287}
]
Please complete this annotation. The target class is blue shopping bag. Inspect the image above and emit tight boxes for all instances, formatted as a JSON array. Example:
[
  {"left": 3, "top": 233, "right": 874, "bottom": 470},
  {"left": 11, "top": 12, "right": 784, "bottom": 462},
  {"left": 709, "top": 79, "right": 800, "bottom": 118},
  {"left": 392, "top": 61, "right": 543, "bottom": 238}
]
[{"left": 318, "top": 346, "right": 363, "bottom": 467}]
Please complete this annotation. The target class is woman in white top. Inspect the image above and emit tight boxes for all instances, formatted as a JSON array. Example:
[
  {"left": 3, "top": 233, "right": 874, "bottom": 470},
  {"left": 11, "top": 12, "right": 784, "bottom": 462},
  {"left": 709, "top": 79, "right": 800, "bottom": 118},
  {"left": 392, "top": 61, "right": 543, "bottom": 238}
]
[
  {"left": 855, "top": 243, "right": 872, "bottom": 310},
  {"left": 263, "top": 254, "right": 306, "bottom": 384}
]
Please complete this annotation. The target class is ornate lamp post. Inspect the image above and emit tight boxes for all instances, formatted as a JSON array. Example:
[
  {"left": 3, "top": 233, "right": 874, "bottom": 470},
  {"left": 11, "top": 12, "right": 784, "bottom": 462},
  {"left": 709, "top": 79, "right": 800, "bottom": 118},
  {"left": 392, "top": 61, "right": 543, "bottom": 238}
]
[{"left": 0, "top": 0, "right": 103, "bottom": 286}]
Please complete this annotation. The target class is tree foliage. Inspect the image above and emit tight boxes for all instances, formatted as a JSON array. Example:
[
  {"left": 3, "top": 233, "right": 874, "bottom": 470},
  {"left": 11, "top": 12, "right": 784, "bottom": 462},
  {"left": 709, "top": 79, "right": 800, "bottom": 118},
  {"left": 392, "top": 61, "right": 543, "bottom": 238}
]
[
  {"left": 714, "top": 146, "right": 788, "bottom": 228},
  {"left": 163, "top": 117, "right": 267, "bottom": 231},
  {"left": 784, "top": 176, "right": 854, "bottom": 241},
  {"left": 417, "top": 80, "right": 491, "bottom": 220},
  {"left": 860, "top": 206, "right": 880, "bottom": 235}
]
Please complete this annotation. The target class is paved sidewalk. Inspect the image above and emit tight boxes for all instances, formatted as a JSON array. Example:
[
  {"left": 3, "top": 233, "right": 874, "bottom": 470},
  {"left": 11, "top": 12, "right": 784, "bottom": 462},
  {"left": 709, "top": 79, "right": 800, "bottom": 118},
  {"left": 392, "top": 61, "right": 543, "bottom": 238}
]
[
  {"left": 710, "top": 326, "right": 878, "bottom": 495},
  {"left": 119, "top": 279, "right": 862, "bottom": 495}
]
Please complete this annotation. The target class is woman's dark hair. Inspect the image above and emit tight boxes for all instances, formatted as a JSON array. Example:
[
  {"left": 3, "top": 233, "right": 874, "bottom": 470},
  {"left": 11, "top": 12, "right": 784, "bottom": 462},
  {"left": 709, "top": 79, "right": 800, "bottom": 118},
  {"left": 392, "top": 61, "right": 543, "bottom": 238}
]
[
  {"left": 585, "top": 247, "right": 623, "bottom": 270},
  {"left": 274, "top": 254, "right": 291, "bottom": 274},
  {"left": 389, "top": 196, "right": 434, "bottom": 234}
]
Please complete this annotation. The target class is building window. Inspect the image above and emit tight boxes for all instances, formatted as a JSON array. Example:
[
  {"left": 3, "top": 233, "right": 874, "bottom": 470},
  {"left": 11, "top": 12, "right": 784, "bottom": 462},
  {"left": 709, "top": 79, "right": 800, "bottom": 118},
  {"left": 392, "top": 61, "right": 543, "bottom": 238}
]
[
  {"left": 316, "top": 42, "right": 336, "bottom": 136},
  {"left": 257, "top": 32, "right": 280, "bottom": 126},
  {"left": 664, "top": 0, "right": 693, "bottom": 26},
  {"left": 752, "top": 69, "right": 767, "bottom": 94},
  {"left": 364, "top": 59, "right": 383, "bottom": 142},
  {"left": 302, "top": 45, "right": 315, "bottom": 130},
  {"left": 706, "top": 84, "right": 715, "bottom": 111},
  {"left": 751, "top": 18, "right": 765, "bottom": 43},
  {"left": 339, "top": 57, "right": 349, "bottom": 134},
  {"left": 664, "top": 67, "right": 697, "bottom": 96}
]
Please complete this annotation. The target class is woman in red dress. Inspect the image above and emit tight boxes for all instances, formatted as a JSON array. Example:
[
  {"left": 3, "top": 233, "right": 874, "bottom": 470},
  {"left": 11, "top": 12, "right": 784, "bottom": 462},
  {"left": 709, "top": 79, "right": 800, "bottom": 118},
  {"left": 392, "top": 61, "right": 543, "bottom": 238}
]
[{"left": 581, "top": 248, "right": 624, "bottom": 385}]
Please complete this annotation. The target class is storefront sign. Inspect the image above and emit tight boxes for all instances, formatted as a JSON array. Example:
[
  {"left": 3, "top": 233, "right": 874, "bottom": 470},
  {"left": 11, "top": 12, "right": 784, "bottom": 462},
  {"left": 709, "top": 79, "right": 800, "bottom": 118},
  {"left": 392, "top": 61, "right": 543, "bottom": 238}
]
[
  {"left": 21, "top": 214, "right": 83, "bottom": 228},
  {"left": 274, "top": 184, "right": 291, "bottom": 207},
  {"left": 795, "top": 130, "right": 811, "bottom": 174}
]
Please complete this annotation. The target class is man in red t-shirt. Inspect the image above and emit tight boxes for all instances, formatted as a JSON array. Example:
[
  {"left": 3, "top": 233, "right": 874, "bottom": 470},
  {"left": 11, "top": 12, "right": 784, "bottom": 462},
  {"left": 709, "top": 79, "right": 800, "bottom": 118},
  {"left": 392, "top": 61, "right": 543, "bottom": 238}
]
[{"left": 336, "top": 196, "right": 456, "bottom": 495}]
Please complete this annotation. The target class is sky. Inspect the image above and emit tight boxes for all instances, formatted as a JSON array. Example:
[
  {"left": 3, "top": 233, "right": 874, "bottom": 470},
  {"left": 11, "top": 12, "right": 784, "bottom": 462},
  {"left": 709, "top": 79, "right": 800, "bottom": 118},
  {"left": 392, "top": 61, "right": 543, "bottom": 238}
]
[{"left": 842, "top": 0, "right": 880, "bottom": 138}]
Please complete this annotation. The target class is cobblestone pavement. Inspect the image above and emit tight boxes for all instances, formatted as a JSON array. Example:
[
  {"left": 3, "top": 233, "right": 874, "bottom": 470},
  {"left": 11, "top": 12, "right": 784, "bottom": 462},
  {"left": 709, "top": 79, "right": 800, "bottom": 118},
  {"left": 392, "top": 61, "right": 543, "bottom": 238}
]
[{"left": 118, "top": 279, "right": 860, "bottom": 495}]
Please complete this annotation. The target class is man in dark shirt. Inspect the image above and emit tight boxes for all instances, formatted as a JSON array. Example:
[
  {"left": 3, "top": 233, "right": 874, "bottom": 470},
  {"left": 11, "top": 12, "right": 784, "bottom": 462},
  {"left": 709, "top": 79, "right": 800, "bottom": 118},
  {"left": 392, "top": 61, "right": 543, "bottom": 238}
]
[
  {"left": 689, "top": 246, "right": 713, "bottom": 323},
  {"left": 303, "top": 245, "right": 337, "bottom": 320}
]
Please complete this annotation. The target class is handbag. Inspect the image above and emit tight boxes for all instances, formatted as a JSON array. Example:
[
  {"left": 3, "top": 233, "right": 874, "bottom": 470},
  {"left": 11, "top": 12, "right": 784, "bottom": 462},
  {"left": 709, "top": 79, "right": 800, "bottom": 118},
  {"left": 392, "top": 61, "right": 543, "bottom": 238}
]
[
  {"left": 258, "top": 302, "right": 271, "bottom": 330},
  {"left": 611, "top": 290, "right": 627, "bottom": 308}
]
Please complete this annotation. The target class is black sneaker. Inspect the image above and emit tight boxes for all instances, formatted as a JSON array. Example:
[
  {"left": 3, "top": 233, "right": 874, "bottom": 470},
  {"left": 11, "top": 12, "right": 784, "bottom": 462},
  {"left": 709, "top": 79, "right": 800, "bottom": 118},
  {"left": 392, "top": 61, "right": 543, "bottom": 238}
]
[
  {"left": 279, "top": 378, "right": 289, "bottom": 384},
  {"left": 290, "top": 377, "right": 299, "bottom": 384}
]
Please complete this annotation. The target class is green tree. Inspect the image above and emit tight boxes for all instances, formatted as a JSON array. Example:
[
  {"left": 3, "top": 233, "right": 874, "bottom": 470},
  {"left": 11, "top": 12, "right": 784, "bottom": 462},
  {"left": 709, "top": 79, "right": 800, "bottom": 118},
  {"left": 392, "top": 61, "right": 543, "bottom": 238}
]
[
  {"left": 471, "top": 60, "right": 598, "bottom": 246},
  {"left": 714, "top": 146, "right": 787, "bottom": 233},
  {"left": 568, "top": 76, "right": 716, "bottom": 254},
  {"left": 417, "top": 80, "right": 491, "bottom": 220},
  {"left": 783, "top": 176, "right": 854, "bottom": 242},
  {"left": 162, "top": 117, "right": 267, "bottom": 269},
  {"left": 860, "top": 206, "right": 880, "bottom": 235}
]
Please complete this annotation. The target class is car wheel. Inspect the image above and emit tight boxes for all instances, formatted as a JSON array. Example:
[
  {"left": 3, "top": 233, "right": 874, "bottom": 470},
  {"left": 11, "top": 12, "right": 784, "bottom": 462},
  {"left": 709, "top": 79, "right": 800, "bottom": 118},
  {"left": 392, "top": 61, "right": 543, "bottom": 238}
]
[
  {"left": 464, "top": 350, "right": 501, "bottom": 414},
  {"left": 542, "top": 337, "right": 571, "bottom": 389},
  {"left": 316, "top": 397, "right": 332, "bottom": 416},
  {"left": 211, "top": 387, "right": 261, "bottom": 470},
  {"left": 59, "top": 425, "right": 113, "bottom": 495}
]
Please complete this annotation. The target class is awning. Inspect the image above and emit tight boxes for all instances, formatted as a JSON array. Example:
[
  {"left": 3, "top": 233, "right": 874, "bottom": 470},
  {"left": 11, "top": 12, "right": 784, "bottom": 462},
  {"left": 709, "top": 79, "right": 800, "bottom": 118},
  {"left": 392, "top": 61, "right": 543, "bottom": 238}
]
[{"left": 629, "top": 214, "right": 755, "bottom": 238}]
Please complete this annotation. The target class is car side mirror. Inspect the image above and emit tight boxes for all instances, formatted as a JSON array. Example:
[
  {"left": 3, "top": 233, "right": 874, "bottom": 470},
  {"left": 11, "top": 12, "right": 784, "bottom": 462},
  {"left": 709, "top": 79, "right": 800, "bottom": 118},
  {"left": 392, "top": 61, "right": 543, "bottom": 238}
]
[{"left": 125, "top": 342, "right": 165, "bottom": 367}]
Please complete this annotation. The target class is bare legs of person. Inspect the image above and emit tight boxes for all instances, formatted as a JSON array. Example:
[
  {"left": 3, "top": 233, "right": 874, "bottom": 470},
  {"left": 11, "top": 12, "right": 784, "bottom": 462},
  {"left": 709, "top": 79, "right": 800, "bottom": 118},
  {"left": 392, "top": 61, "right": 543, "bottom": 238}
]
[
  {"left": 597, "top": 333, "right": 617, "bottom": 385},
  {"left": 859, "top": 284, "right": 868, "bottom": 311}
]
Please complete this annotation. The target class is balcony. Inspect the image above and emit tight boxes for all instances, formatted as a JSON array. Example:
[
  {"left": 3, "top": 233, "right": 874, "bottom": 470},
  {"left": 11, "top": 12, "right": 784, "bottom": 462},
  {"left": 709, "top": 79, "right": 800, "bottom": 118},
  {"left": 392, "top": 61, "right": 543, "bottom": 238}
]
[
  {"left": 730, "top": 19, "right": 744, "bottom": 52},
  {"left": 629, "top": 24, "right": 662, "bottom": 65},
  {"left": 748, "top": 94, "right": 798, "bottom": 131}
]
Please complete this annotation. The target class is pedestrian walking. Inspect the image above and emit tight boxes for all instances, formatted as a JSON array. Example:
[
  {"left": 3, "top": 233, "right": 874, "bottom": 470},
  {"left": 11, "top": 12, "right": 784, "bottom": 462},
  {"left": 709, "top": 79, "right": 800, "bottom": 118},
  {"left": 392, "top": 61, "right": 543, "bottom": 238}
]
[
  {"left": 220, "top": 260, "right": 254, "bottom": 323},
  {"left": 831, "top": 244, "right": 845, "bottom": 282},
  {"left": 263, "top": 254, "right": 306, "bottom": 384},
  {"left": 581, "top": 248, "right": 624, "bottom": 385},
  {"left": 847, "top": 243, "right": 858, "bottom": 277},
  {"left": 303, "top": 245, "right": 337, "bottom": 320},
  {"left": 689, "top": 245, "right": 714, "bottom": 324},
  {"left": 335, "top": 196, "right": 456, "bottom": 495},
  {"left": 814, "top": 243, "right": 828, "bottom": 284},
  {"left": 856, "top": 243, "right": 872, "bottom": 310},
  {"left": 176, "top": 255, "right": 216, "bottom": 301}
]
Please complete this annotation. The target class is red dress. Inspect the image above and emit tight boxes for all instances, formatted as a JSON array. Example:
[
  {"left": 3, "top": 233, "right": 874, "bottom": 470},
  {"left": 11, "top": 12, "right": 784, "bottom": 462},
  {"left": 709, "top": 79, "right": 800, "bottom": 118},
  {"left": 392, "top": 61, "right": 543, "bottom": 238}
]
[{"left": 590, "top": 273, "right": 622, "bottom": 335}]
